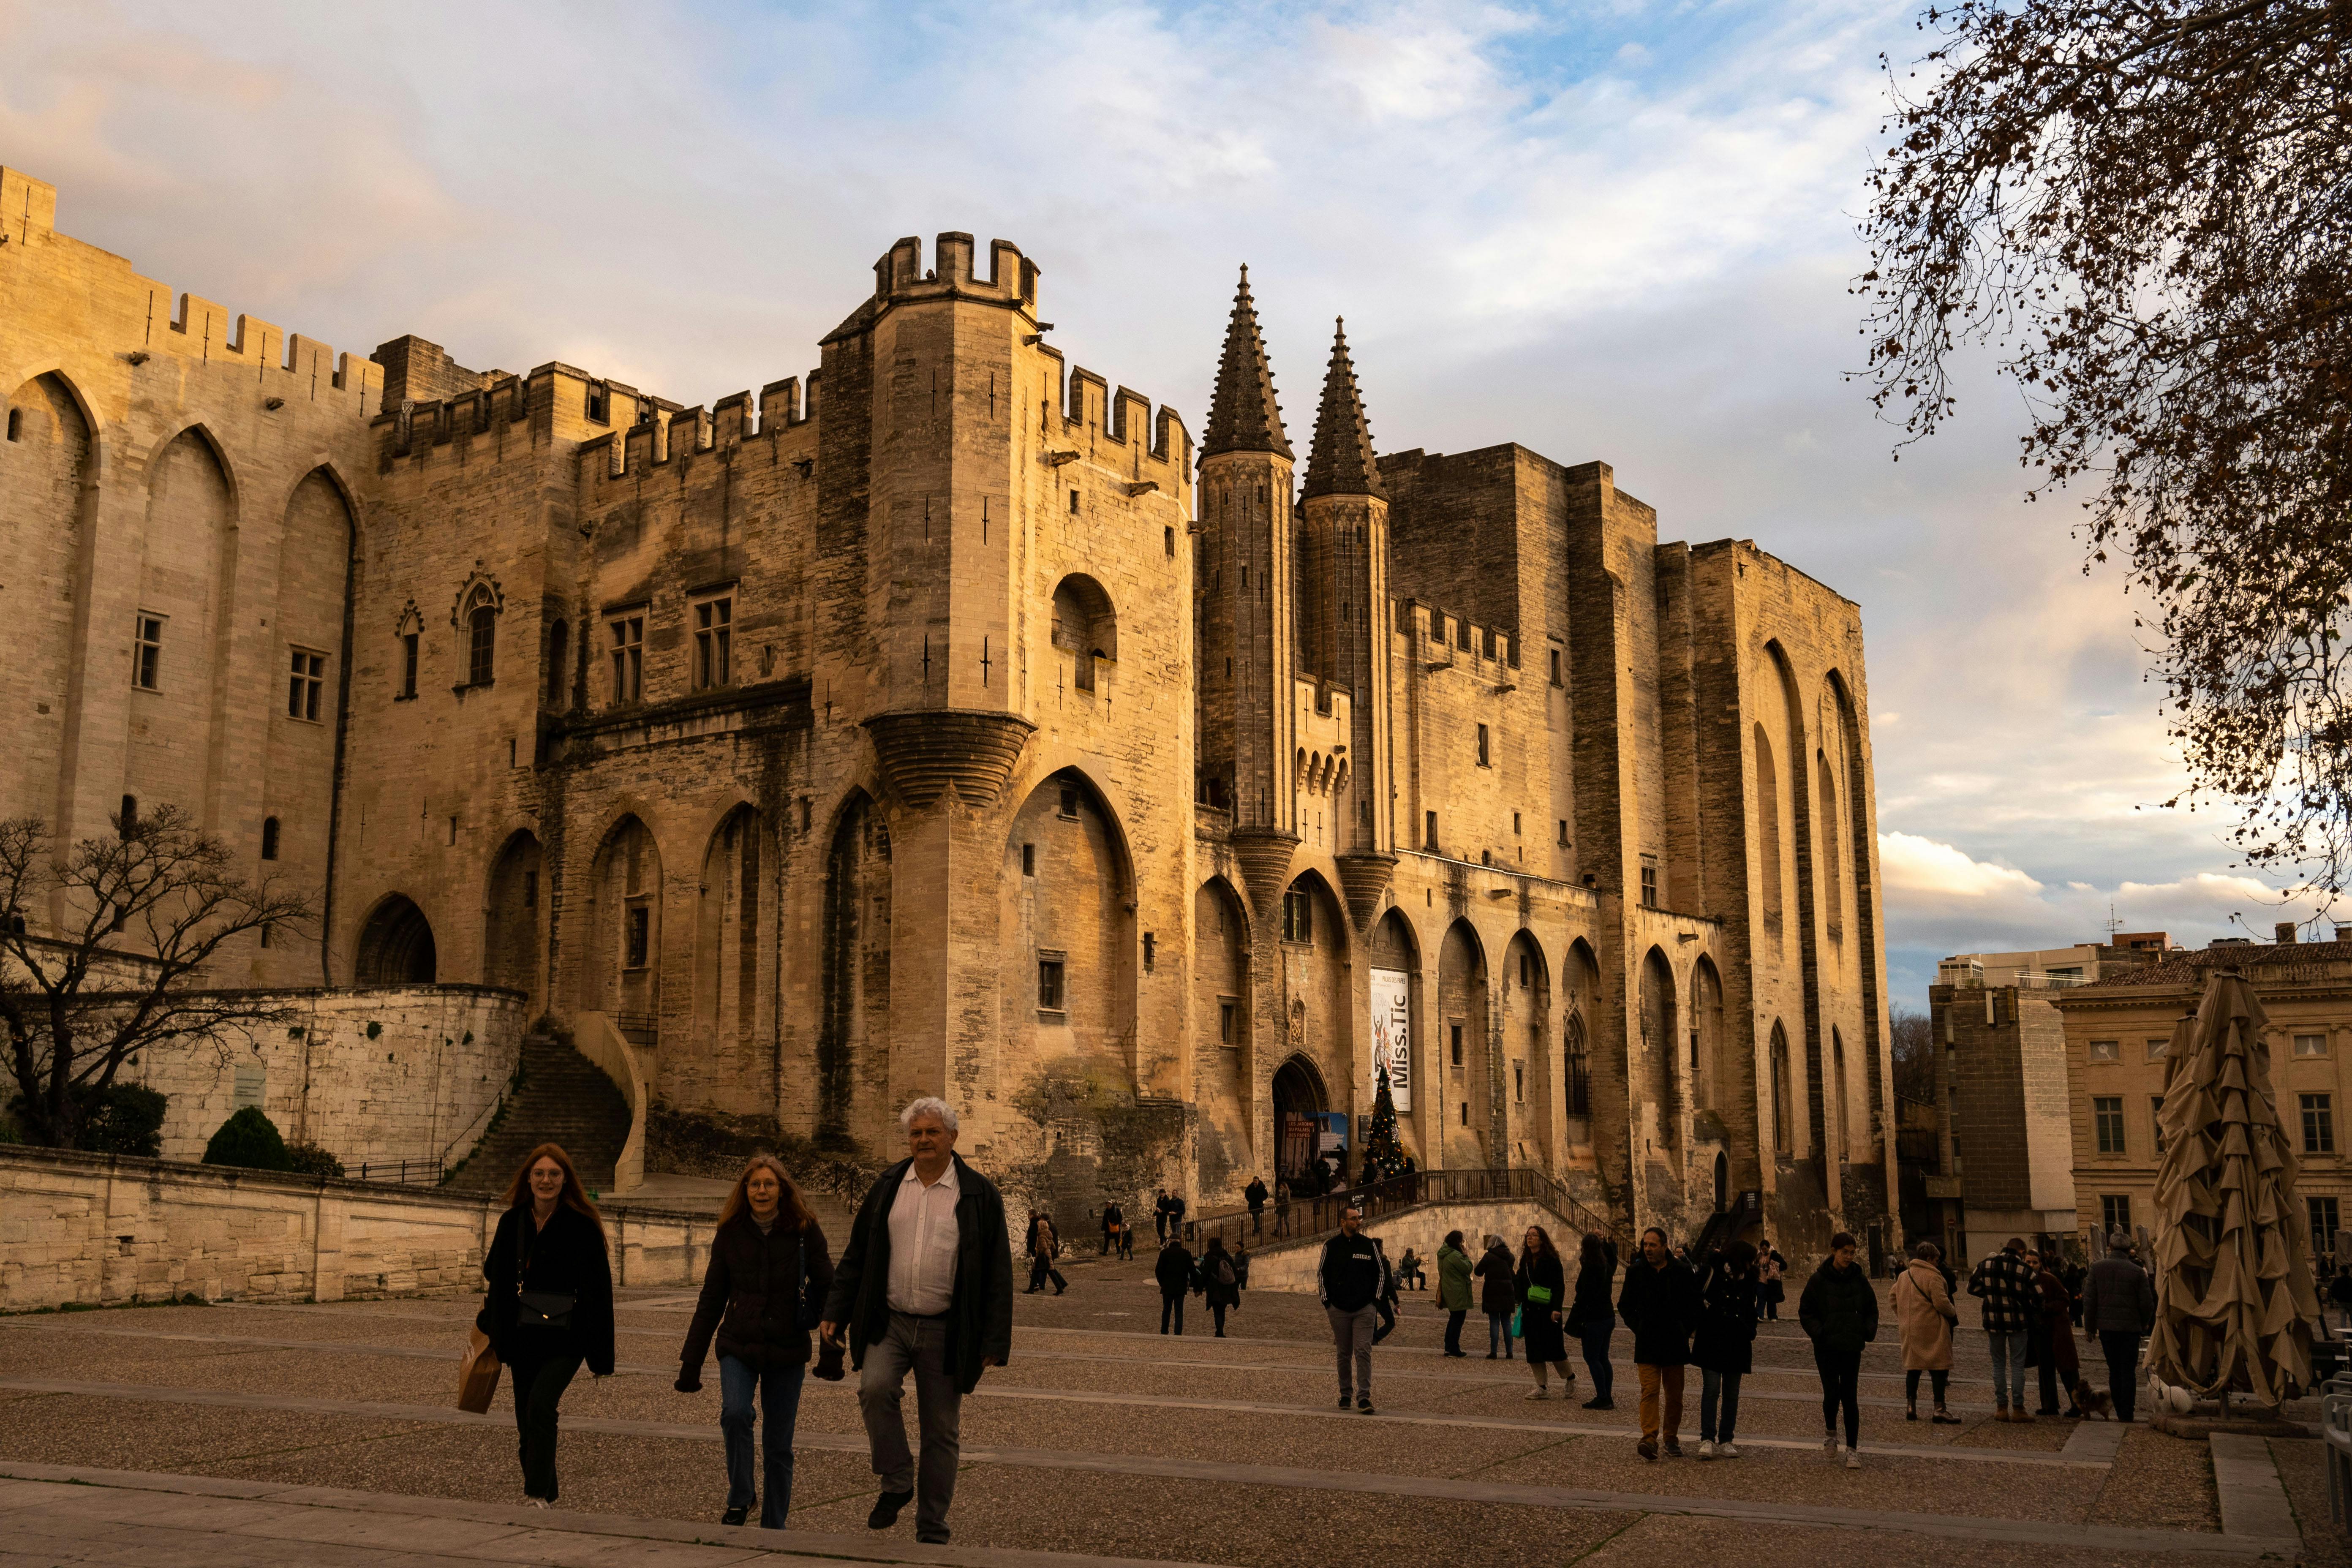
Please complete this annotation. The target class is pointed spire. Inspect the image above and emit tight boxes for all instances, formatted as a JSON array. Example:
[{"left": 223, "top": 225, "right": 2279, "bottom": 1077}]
[
  {"left": 1202, "top": 264, "right": 1292, "bottom": 460},
  {"left": 1301, "top": 316, "right": 1385, "bottom": 501}
]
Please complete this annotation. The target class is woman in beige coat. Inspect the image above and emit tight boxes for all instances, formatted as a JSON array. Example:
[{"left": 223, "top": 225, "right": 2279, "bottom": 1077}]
[{"left": 1891, "top": 1240, "right": 1960, "bottom": 1423}]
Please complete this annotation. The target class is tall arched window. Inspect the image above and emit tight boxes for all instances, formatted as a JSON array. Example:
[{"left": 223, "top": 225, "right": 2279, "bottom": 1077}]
[
  {"left": 260, "top": 817, "right": 280, "bottom": 861},
  {"left": 466, "top": 586, "right": 498, "bottom": 687},
  {"left": 1769, "top": 1024, "right": 1792, "bottom": 1153},
  {"left": 1564, "top": 1011, "right": 1590, "bottom": 1116}
]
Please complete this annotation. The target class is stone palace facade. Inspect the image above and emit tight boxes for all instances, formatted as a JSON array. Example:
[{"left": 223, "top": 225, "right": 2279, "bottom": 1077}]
[{"left": 0, "top": 165, "right": 1894, "bottom": 1247}]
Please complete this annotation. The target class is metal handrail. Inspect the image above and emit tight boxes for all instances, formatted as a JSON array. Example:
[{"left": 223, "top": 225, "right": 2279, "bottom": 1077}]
[
  {"left": 1179, "top": 1167, "right": 1615, "bottom": 1255},
  {"left": 351, "top": 1157, "right": 444, "bottom": 1186}
]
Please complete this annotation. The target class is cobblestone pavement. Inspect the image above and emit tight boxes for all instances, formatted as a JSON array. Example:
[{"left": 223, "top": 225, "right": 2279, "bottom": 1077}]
[{"left": 0, "top": 1254, "right": 2325, "bottom": 1565}]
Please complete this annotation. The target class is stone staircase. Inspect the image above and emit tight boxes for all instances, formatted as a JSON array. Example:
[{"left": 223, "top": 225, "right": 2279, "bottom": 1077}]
[{"left": 446, "top": 1033, "right": 632, "bottom": 1198}]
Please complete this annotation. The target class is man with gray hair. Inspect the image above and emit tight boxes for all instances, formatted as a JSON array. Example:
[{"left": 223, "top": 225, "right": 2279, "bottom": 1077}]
[
  {"left": 821, "top": 1097, "right": 1012, "bottom": 1544},
  {"left": 2080, "top": 1230, "right": 2156, "bottom": 1422}
]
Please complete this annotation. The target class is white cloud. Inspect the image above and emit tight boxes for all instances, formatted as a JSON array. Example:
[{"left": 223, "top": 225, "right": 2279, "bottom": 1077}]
[{"left": 1878, "top": 833, "right": 2043, "bottom": 900}]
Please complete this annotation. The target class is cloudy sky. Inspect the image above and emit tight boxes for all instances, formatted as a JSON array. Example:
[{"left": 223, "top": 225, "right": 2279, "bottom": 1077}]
[{"left": 4, "top": 0, "right": 2319, "bottom": 1001}]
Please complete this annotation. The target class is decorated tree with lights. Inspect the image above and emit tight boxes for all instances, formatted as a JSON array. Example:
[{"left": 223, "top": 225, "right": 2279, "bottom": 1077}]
[{"left": 1361, "top": 1062, "right": 1407, "bottom": 1183}]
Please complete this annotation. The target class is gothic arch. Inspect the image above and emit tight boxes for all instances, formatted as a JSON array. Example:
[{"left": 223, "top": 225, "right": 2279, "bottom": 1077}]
[
  {"left": 579, "top": 813, "right": 663, "bottom": 1042},
  {"left": 355, "top": 893, "right": 436, "bottom": 985},
  {"left": 691, "top": 803, "right": 770, "bottom": 1109},
  {"left": 2, "top": 372, "right": 96, "bottom": 825},
  {"left": 1768, "top": 1020, "right": 1795, "bottom": 1157},
  {"left": 1503, "top": 931, "right": 1552, "bottom": 1168},
  {"left": 1438, "top": 918, "right": 1491, "bottom": 1165},
  {"left": 1824, "top": 667, "right": 1888, "bottom": 1153},
  {"left": 1639, "top": 945, "right": 1682, "bottom": 1179},
  {"left": 819, "top": 787, "right": 888, "bottom": 1151},
  {"left": 1765, "top": 639, "right": 1828, "bottom": 1162},
  {"left": 483, "top": 829, "right": 543, "bottom": 1000}
]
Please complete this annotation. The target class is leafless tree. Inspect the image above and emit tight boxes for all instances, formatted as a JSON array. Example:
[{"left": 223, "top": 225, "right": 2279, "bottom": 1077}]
[
  {"left": 1891, "top": 1005, "right": 1936, "bottom": 1105},
  {"left": 1859, "top": 0, "right": 2352, "bottom": 896},
  {"left": 0, "top": 806, "right": 314, "bottom": 1149}
]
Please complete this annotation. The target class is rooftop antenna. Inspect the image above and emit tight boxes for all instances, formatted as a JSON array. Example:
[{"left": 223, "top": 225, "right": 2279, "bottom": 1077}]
[{"left": 2105, "top": 901, "right": 2124, "bottom": 941}]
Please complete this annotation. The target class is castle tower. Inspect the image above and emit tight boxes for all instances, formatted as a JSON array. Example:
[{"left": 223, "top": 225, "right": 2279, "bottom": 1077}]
[
  {"left": 1299, "top": 318, "right": 1397, "bottom": 929},
  {"left": 1196, "top": 266, "right": 1300, "bottom": 919}
]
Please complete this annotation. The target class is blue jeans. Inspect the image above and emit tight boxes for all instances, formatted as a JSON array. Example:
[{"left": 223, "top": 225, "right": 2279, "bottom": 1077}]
[
  {"left": 1987, "top": 1329, "right": 2029, "bottom": 1409},
  {"left": 1578, "top": 1317, "right": 1614, "bottom": 1401},
  {"left": 720, "top": 1355, "right": 805, "bottom": 1527},
  {"left": 1488, "top": 1311, "right": 1514, "bottom": 1357},
  {"left": 1700, "top": 1367, "right": 1741, "bottom": 1443}
]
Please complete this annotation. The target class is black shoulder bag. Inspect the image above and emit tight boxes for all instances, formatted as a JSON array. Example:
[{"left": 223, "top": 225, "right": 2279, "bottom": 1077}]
[{"left": 515, "top": 1213, "right": 576, "bottom": 1331}]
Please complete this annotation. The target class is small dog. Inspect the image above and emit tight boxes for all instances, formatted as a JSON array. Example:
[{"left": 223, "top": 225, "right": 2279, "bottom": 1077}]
[{"left": 2074, "top": 1381, "right": 2115, "bottom": 1419}]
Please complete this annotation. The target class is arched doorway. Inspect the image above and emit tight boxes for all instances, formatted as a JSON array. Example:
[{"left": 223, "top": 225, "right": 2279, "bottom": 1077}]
[
  {"left": 819, "top": 791, "right": 889, "bottom": 1151},
  {"left": 1503, "top": 931, "right": 1550, "bottom": 1169},
  {"left": 483, "top": 832, "right": 542, "bottom": 999},
  {"left": 1639, "top": 946, "right": 1680, "bottom": 1176},
  {"left": 1438, "top": 919, "right": 1490, "bottom": 1166},
  {"left": 1272, "top": 1056, "right": 1326, "bottom": 1184},
  {"left": 356, "top": 895, "right": 436, "bottom": 984},
  {"left": 693, "top": 805, "right": 767, "bottom": 1110}
]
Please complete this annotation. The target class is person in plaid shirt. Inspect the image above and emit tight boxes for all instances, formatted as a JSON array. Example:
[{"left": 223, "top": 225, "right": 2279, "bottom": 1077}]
[{"left": 1966, "top": 1237, "right": 2038, "bottom": 1421}]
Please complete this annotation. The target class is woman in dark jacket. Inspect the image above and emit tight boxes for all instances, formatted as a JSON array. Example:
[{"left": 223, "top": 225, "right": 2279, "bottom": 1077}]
[
  {"left": 479, "top": 1144, "right": 615, "bottom": 1507},
  {"left": 1797, "top": 1231, "right": 1879, "bottom": 1467},
  {"left": 1201, "top": 1236, "right": 1243, "bottom": 1337},
  {"left": 1567, "top": 1232, "right": 1618, "bottom": 1409},
  {"left": 1475, "top": 1236, "right": 1517, "bottom": 1359},
  {"left": 1691, "top": 1241, "right": 1759, "bottom": 1458},
  {"left": 677, "top": 1155, "right": 834, "bottom": 1528},
  {"left": 1514, "top": 1226, "right": 1574, "bottom": 1398}
]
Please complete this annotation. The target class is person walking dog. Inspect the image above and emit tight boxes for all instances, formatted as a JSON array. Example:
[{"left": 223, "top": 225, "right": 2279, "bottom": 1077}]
[
  {"left": 677, "top": 1154, "right": 834, "bottom": 1527},
  {"left": 820, "top": 1098, "right": 1013, "bottom": 1547},
  {"left": 480, "top": 1144, "right": 614, "bottom": 1508}
]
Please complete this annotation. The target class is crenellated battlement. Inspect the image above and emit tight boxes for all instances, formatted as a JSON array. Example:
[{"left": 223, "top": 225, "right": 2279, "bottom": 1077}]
[
  {"left": 871, "top": 230, "right": 1038, "bottom": 312},
  {"left": 1035, "top": 347, "right": 1190, "bottom": 472},
  {"left": 1392, "top": 597, "right": 1519, "bottom": 672},
  {"left": 577, "top": 364, "right": 821, "bottom": 493}
]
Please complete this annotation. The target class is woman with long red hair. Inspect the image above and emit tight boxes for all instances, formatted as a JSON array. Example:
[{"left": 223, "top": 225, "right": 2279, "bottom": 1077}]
[
  {"left": 479, "top": 1144, "right": 614, "bottom": 1506},
  {"left": 677, "top": 1154, "right": 835, "bottom": 1528}
]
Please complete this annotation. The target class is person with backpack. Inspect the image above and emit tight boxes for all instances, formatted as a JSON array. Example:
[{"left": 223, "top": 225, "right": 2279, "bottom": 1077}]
[
  {"left": 1202, "top": 1236, "right": 1242, "bottom": 1337},
  {"left": 1891, "top": 1240, "right": 1960, "bottom": 1424},
  {"left": 1514, "top": 1225, "right": 1576, "bottom": 1399},
  {"left": 1799, "top": 1230, "right": 1879, "bottom": 1468},
  {"left": 1475, "top": 1235, "right": 1517, "bottom": 1359},
  {"left": 1155, "top": 1233, "right": 1197, "bottom": 1335},
  {"left": 677, "top": 1154, "right": 834, "bottom": 1527},
  {"left": 1436, "top": 1230, "right": 1475, "bottom": 1358},
  {"left": 1692, "top": 1239, "right": 1758, "bottom": 1459},
  {"left": 481, "top": 1144, "right": 615, "bottom": 1508}
]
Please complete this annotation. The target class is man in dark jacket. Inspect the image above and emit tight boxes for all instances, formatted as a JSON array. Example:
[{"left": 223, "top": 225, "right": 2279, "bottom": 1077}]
[
  {"left": 819, "top": 1098, "right": 1011, "bottom": 1546},
  {"left": 1155, "top": 1236, "right": 1197, "bottom": 1334},
  {"left": 1320, "top": 1206, "right": 1387, "bottom": 1413},
  {"left": 1618, "top": 1225, "right": 1697, "bottom": 1461},
  {"left": 1967, "top": 1237, "right": 2038, "bottom": 1421},
  {"left": 2080, "top": 1231, "right": 2157, "bottom": 1421},
  {"left": 1799, "top": 1231, "right": 1879, "bottom": 1466},
  {"left": 1244, "top": 1175, "right": 1269, "bottom": 1237}
]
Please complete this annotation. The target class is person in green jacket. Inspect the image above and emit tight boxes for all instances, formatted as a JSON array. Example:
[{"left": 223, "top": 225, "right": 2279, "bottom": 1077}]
[
  {"left": 1436, "top": 1230, "right": 1475, "bottom": 1358},
  {"left": 1797, "top": 1231, "right": 1880, "bottom": 1470}
]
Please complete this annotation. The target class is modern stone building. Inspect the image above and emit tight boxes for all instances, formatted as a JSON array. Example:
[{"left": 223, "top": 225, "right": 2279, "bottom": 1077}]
[
  {"left": 2053, "top": 928, "right": 2352, "bottom": 1265},
  {"left": 0, "top": 166, "right": 1893, "bottom": 1247}
]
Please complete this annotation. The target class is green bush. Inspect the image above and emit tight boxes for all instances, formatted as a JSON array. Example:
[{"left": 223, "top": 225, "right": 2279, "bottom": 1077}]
[
  {"left": 283, "top": 1140, "right": 345, "bottom": 1179},
  {"left": 4, "top": 1083, "right": 167, "bottom": 1155},
  {"left": 202, "top": 1106, "right": 292, "bottom": 1172}
]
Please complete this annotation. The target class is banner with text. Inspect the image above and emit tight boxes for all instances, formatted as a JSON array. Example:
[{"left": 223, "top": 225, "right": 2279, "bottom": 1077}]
[{"left": 1369, "top": 967, "right": 1412, "bottom": 1113}]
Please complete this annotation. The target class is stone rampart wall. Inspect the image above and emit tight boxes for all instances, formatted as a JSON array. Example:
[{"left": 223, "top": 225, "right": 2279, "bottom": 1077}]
[
  {"left": 0, "top": 1145, "right": 717, "bottom": 1312},
  {"left": 1241, "top": 1198, "right": 1568, "bottom": 1295},
  {"left": 122, "top": 985, "right": 525, "bottom": 1170}
]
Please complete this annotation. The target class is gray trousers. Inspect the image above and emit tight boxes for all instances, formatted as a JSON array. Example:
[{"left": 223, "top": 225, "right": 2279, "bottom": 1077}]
[
  {"left": 1987, "top": 1328, "right": 2029, "bottom": 1408},
  {"left": 857, "top": 1312, "right": 961, "bottom": 1533},
  {"left": 1328, "top": 1304, "right": 1376, "bottom": 1399}
]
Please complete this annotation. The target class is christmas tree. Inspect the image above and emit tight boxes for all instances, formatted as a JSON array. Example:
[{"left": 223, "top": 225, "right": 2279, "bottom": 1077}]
[{"left": 1361, "top": 1061, "right": 1407, "bottom": 1183}]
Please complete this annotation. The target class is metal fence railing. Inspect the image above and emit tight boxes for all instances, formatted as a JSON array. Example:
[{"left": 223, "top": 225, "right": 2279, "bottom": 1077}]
[
  {"left": 1179, "top": 1166, "right": 1616, "bottom": 1256},
  {"left": 350, "top": 1157, "right": 444, "bottom": 1186}
]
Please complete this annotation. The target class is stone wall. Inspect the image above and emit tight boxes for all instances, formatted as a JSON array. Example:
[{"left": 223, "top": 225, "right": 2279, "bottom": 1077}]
[
  {"left": 120, "top": 984, "right": 525, "bottom": 1171},
  {"left": 1241, "top": 1197, "right": 1570, "bottom": 1295},
  {"left": 0, "top": 1144, "right": 715, "bottom": 1311}
]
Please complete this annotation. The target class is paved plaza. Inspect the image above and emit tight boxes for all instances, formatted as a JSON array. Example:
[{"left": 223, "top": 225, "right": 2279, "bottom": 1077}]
[{"left": 0, "top": 1252, "right": 2338, "bottom": 1566}]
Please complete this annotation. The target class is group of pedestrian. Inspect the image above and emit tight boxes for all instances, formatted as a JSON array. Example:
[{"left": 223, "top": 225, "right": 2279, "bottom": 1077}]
[
  {"left": 1022, "top": 1209, "right": 1067, "bottom": 1296},
  {"left": 475, "top": 1096, "right": 1013, "bottom": 1546},
  {"left": 1154, "top": 1230, "right": 1250, "bottom": 1335},
  {"left": 1962, "top": 1232, "right": 2153, "bottom": 1422}
]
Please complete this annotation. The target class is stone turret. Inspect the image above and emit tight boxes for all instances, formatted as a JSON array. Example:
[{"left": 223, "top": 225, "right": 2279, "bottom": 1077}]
[
  {"left": 1300, "top": 317, "right": 1384, "bottom": 502},
  {"left": 1201, "top": 265, "right": 1292, "bottom": 462}
]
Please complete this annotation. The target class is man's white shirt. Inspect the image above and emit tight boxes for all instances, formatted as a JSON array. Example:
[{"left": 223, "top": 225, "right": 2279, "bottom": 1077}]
[{"left": 886, "top": 1159, "right": 961, "bottom": 1315}]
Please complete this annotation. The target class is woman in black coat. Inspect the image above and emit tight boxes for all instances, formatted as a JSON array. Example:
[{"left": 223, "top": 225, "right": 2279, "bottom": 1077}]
[
  {"left": 479, "top": 1144, "right": 615, "bottom": 1506},
  {"left": 1567, "top": 1232, "right": 1618, "bottom": 1410},
  {"left": 1798, "top": 1231, "right": 1880, "bottom": 1466},
  {"left": 1201, "top": 1236, "right": 1243, "bottom": 1337},
  {"left": 677, "top": 1155, "right": 835, "bottom": 1528},
  {"left": 1474, "top": 1237, "right": 1517, "bottom": 1359},
  {"left": 1514, "top": 1225, "right": 1575, "bottom": 1398},
  {"left": 1691, "top": 1241, "right": 1759, "bottom": 1457}
]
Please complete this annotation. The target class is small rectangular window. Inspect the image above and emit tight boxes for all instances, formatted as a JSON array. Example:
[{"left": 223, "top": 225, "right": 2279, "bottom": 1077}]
[
  {"left": 1219, "top": 999, "right": 1237, "bottom": 1046},
  {"left": 1514, "top": 1062, "right": 1523, "bottom": 1103},
  {"left": 1038, "top": 956, "right": 1065, "bottom": 1011},
  {"left": 400, "top": 631, "right": 419, "bottom": 699},
  {"left": 2101, "top": 1194, "right": 2132, "bottom": 1235},
  {"left": 287, "top": 648, "right": 326, "bottom": 722},
  {"left": 1021, "top": 843, "right": 1036, "bottom": 876},
  {"left": 2296, "top": 1033, "right": 2329, "bottom": 1058},
  {"left": 260, "top": 817, "right": 280, "bottom": 861},
  {"left": 1556, "top": 820, "right": 1568, "bottom": 847},
  {"left": 2303, "top": 1092, "right": 2335, "bottom": 1154},
  {"left": 693, "top": 595, "right": 733, "bottom": 690},
  {"left": 1059, "top": 786, "right": 1079, "bottom": 820},
  {"left": 1425, "top": 810, "right": 1439, "bottom": 851},
  {"left": 1512, "top": 811, "right": 1521, "bottom": 836},
  {"left": 2311, "top": 1196, "right": 2342, "bottom": 1256},
  {"left": 1457, "top": 620, "right": 1472, "bottom": 651},
  {"left": 2094, "top": 1095, "right": 2126, "bottom": 1154},
  {"left": 1450, "top": 1023, "right": 1464, "bottom": 1067},
  {"left": 1165, "top": 525, "right": 1175, "bottom": 557},
  {"left": 1459, "top": 1101, "right": 1469, "bottom": 1126},
  {"left": 624, "top": 904, "right": 651, "bottom": 969},
  {"left": 1282, "top": 889, "right": 1312, "bottom": 944},
  {"left": 609, "top": 614, "right": 644, "bottom": 705},
  {"left": 2089, "top": 1039, "right": 2119, "bottom": 1062},
  {"left": 1639, "top": 860, "right": 1658, "bottom": 909},
  {"left": 2145, "top": 1037, "right": 2169, "bottom": 1062},
  {"left": 1519, "top": 953, "right": 1530, "bottom": 986},
  {"left": 133, "top": 614, "right": 164, "bottom": 690},
  {"left": 1069, "top": 489, "right": 1080, "bottom": 514},
  {"left": 1549, "top": 648, "right": 1562, "bottom": 686}
]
